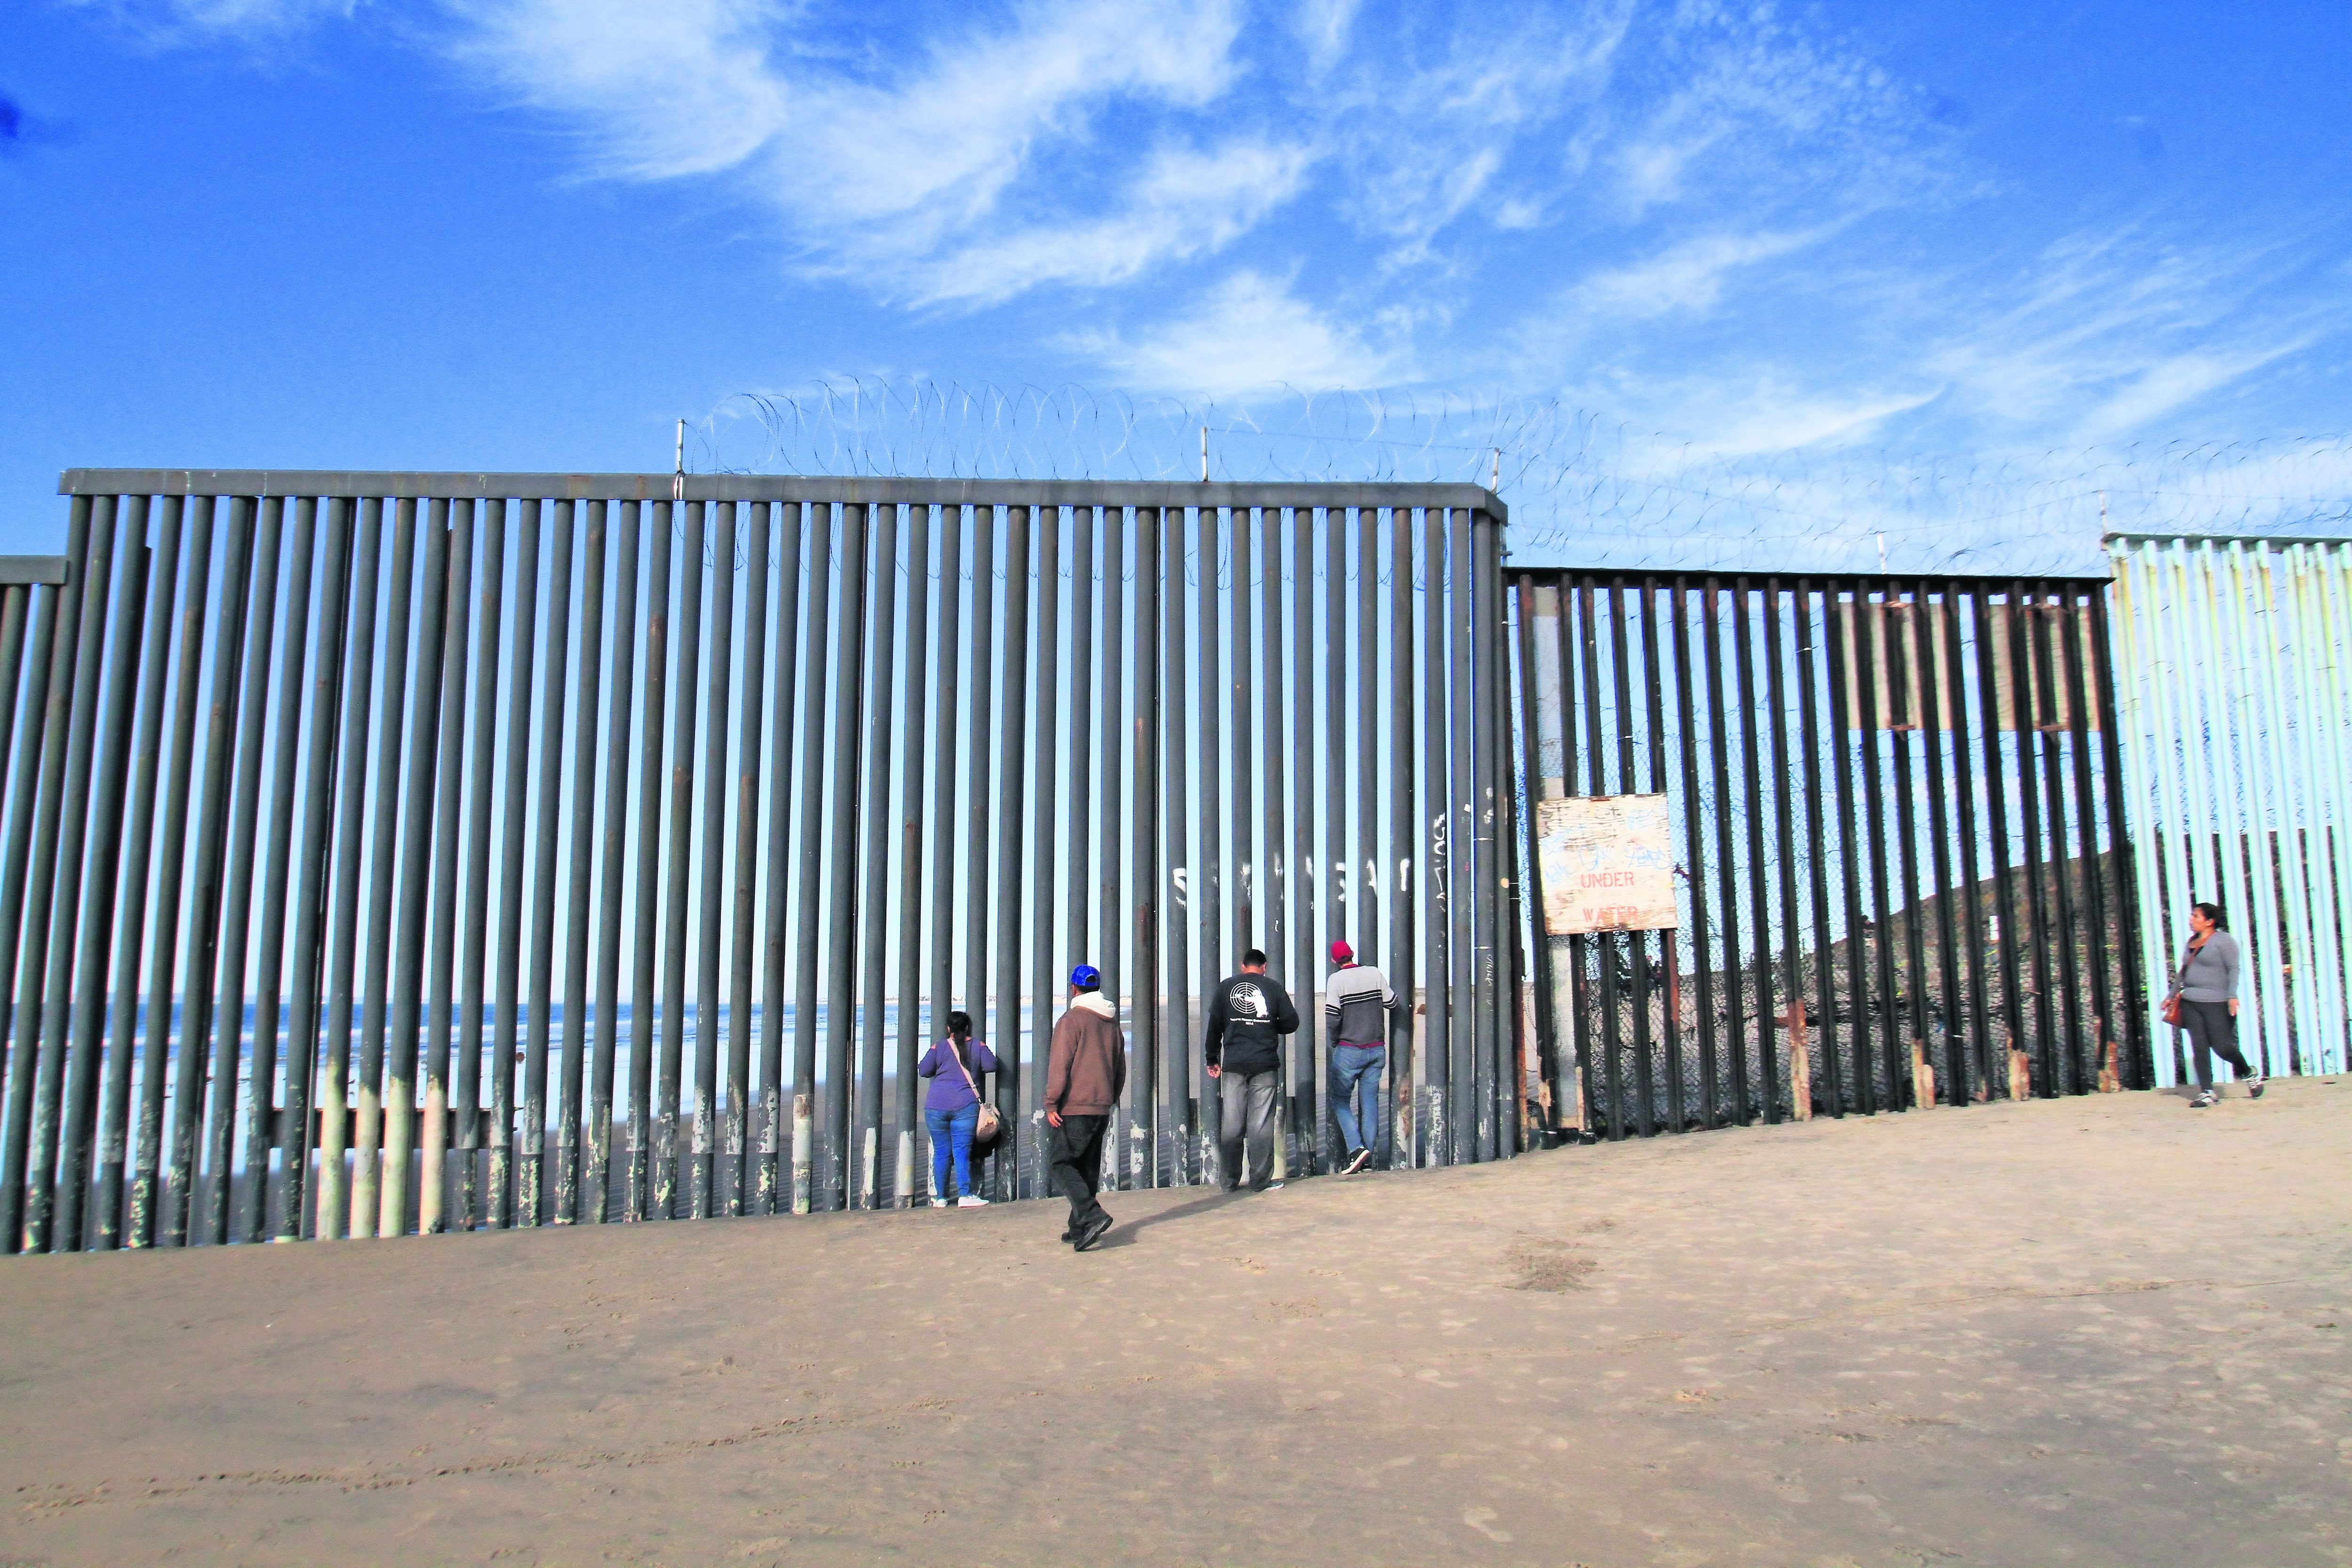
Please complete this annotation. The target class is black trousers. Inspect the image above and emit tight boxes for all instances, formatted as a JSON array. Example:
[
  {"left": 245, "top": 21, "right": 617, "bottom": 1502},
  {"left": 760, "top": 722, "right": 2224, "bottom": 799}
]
[
  {"left": 2181, "top": 998, "right": 2252, "bottom": 1090},
  {"left": 1049, "top": 1114, "right": 1110, "bottom": 1230}
]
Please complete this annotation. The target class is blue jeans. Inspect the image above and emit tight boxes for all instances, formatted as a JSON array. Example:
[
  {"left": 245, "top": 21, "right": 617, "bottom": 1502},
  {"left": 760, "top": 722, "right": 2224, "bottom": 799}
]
[
  {"left": 925, "top": 1103, "right": 979, "bottom": 1199},
  {"left": 1331, "top": 1043, "right": 1385, "bottom": 1162}
]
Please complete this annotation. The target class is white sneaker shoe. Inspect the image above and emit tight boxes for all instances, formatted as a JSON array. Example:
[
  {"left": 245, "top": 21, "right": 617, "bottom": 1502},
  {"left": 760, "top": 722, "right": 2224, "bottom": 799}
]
[
  {"left": 957, "top": 1194, "right": 991, "bottom": 1207},
  {"left": 930, "top": 1198, "right": 950, "bottom": 1209}
]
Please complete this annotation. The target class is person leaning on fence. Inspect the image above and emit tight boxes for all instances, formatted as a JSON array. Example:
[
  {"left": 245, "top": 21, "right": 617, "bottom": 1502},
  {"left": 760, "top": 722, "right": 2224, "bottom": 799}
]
[
  {"left": 1324, "top": 939, "right": 1398, "bottom": 1175},
  {"left": 1205, "top": 948, "right": 1300, "bottom": 1193},
  {"left": 2167, "top": 901, "right": 2263, "bottom": 1110},
  {"left": 1047, "top": 964, "right": 1126, "bottom": 1252},
  {"left": 916, "top": 1011, "right": 1000, "bottom": 1207}
]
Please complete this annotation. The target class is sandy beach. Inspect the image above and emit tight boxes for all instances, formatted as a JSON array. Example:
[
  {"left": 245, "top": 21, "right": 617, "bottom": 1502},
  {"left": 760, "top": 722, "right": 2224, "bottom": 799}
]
[{"left": 2, "top": 1075, "right": 2345, "bottom": 1566}]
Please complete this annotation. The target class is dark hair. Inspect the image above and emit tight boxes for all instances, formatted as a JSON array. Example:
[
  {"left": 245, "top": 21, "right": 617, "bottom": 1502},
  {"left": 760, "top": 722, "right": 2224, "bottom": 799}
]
[
  {"left": 946, "top": 1010, "right": 972, "bottom": 1039},
  {"left": 1073, "top": 975, "right": 1101, "bottom": 992},
  {"left": 2193, "top": 901, "right": 2227, "bottom": 931},
  {"left": 1241, "top": 947, "right": 1268, "bottom": 968}
]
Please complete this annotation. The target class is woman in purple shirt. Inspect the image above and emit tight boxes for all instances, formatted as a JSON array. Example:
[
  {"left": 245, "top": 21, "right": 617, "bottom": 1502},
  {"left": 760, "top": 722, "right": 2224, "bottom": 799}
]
[{"left": 916, "top": 1012, "right": 999, "bottom": 1206}]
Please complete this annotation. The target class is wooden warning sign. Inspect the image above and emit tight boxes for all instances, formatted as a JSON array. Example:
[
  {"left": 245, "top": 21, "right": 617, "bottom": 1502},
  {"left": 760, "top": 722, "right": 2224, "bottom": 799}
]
[{"left": 1537, "top": 793, "right": 1678, "bottom": 935}]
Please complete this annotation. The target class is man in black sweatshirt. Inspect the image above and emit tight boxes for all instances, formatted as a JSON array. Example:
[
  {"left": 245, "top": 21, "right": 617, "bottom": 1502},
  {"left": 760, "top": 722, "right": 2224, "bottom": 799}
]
[{"left": 1203, "top": 948, "right": 1299, "bottom": 1193}]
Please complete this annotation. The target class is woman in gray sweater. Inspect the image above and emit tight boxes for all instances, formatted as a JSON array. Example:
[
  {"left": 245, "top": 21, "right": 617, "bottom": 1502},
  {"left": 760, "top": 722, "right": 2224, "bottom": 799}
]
[{"left": 2171, "top": 901, "right": 2263, "bottom": 1108}]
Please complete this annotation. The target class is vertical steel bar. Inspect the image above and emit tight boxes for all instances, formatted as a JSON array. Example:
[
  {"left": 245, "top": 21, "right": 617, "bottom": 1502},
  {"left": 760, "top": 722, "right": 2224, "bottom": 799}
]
[
  {"left": 0, "top": 573, "right": 61, "bottom": 1244},
  {"left": 1028, "top": 506, "right": 1061, "bottom": 1200},
  {"left": 1974, "top": 587, "right": 2027, "bottom": 1094},
  {"left": 1260, "top": 507, "right": 1289, "bottom": 1172},
  {"left": 489, "top": 501, "right": 543, "bottom": 1228},
  {"left": 1733, "top": 579, "right": 1778, "bottom": 1124},
  {"left": 1823, "top": 583, "right": 1871, "bottom": 1114},
  {"left": 110, "top": 498, "right": 190, "bottom": 1244},
  {"left": 1854, "top": 586, "right": 1901, "bottom": 1106},
  {"left": 958, "top": 507, "right": 997, "bottom": 1198},
  {"left": 1063, "top": 505, "right": 1093, "bottom": 1185},
  {"left": 855, "top": 504, "right": 899, "bottom": 1208},
  {"left": 2058, "top": 588, "right": 2117, "bottom": 1086},
  {"left": 1132, "top": 506, "right": 1160, "bottom": 1186},
  {"left": 88, "top": 503, "right": 167, "bottom": 1250},
  {"left": 416, "top": 501, "right": 470, "bottom": 1236},
  {"left": 312, "top": 499, "right": 374, "bottom": 1240},
  {"left": 1795, "top": 582, "right": 1841, "bottom": 1117},
  {"left": 2029, "top": 594, "right": 2087, "bottom": 1092},
  {"left": 0, "top": 503, "right": 79, "bottom": 1250},
  {"left": 756, "top": 503, "right": 801, "bottom": 1214},
  {"left": 725, "top": 504, "right": 767, "bottom": 1215},
  {"left": 1764, "top": 581, "right": 1804, "bottom": 1121},
  {"left": 690, "top": 501, "right": 733, "bottom": 1218},
  {"left": 653, "top": 499, "right": 701, "bottom": 1218},
  {"left": 823, "top": 504, "right": 871, "bottom": 1211},
  {"left": 1323, "top": 505, "right": 1346, "bottom": 1164},
  {"left": 201, "top": 496, "right": 276, "bottom": 1245},
  {"left": 274, "top": 500, "right": 353, "bottom": 1240},
  {"left": 517, "top": 501, "right": 574, "bottom": 1225},
  {"left": 1352, "top": 506, "right": 1379, "bottom": 1159},
  {"left": 235, "top": 498, "right": 316, "bottom": 1245},
  {"left": 8, "top": 494, "right": 102, "bottom": 1252},
  {"left": 1099, "top": 509, "right": 1126, "bottom": 1183},
  {"left": 377, "top": 508, "right": 449, "bottom": 1238},
  {"left": 627, "top": 503, "right": 667, "bottom": 1218},
  {"left": 1637, "top": 580, "right": 1684, "bottom": 1131},
  {"left": 789, "top": 505, "right": 829, "bottom": 1214},
  {"left": 557, "top": 501, "right": 608, "bottom": 1221},
  {"left": 1914, "top": 584, "right": 1961, "bottom": 1106},
  {"left": 454, "top": 500, "right": 506, "bottom": 1228},
  {"left": 1161, "top": 509, "right": 1191, "bottom": 1182},
  {"left": 891, "top": 503, "right": 928, "bottom": 1207},
  {"left": 1608, "top": 582, "right": 1654, "bottom": 1135},
  {"left": 1702, "top": 578, "right": 1746, "bottom": 1124},
  {"left": 1941, "top": 589, "right": 1990, "bottom": 1101},
  {"left": 1289, "top": 508, "right": 1318, "bottom": 1173},
  {"left": 587, "top": 500, "right": 638, "bottom": 1219},
  {"left": 1196, "top": 505, "right": 1223, "bottom": 1181},
  {"left": 57, "top": 504, "right": 145, "bottom": 1249},
  {"left": 1513, "top": 576, "right": 1558, "bottom": 1136},
  {"left": 989, "top": 505, "right": 1028, "bottom": 1202},
  {"left": 1448, "top": 508, "right": 1476, "bottom": 1163},
  {"left": 2007, "top": 582, "right": 2056, "bottom": 1091},
  {"left": 1564, "top": 582, "right": 1601, "bottom": 1135},
  {"left": 349, "top": 501, "right": 414, "bottom": 1238},
  {"left": 1420, "top": 510, "right": 1449, "bottom": 1162},
  {"left": 1387, "top": 510, "right": 1415, "bottom": 1165},
  {"left": 1670, "top": 582, "right": 1715, "bottom": 1129},
  {"left": 2088, "top": 586, "right": 2151, "bottom": 1085},
  {"left": 1884, "top": 592, "right": 1929, "bottom": 1108}
]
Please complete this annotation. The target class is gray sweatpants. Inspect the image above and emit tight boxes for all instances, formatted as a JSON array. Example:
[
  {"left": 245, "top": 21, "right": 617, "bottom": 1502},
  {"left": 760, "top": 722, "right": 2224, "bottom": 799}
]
[{"left": 1217, "top": 1068, "right": 1279, "bottom": 1191}]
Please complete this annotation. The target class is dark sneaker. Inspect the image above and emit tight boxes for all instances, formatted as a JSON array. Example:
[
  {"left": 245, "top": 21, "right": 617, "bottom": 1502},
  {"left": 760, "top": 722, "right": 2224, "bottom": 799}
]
[
  {"left": 2191, "top": 1090, "right": 2217, "bottom": 1108},
  {"left": 1071, "top": 1213, "right": 1113, "bottom": 1252},
  {"left": 1344, "top": 1147, "right": 1373, "bottom": 1175},
  {"left": 2246, "top": 1073, "right": 2266, "bottom": 1098}
]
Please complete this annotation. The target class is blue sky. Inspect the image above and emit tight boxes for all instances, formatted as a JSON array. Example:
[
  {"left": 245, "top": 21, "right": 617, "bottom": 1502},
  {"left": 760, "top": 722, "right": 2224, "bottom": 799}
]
[{"left": 4, "top": 0, "right": 2348, "bottom": 568}]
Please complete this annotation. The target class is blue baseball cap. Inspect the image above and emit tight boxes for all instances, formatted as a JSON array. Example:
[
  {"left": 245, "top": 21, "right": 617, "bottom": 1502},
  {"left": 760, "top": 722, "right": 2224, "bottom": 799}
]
[{"left": 1070, "top": 963, "right": 1102, "bottom": 990}]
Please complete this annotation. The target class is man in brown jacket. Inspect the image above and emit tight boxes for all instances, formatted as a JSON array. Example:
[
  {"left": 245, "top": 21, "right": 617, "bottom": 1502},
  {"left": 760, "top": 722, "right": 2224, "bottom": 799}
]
[{"left": 1046, "top": 963, "right": 1126, "bottom": 1251}]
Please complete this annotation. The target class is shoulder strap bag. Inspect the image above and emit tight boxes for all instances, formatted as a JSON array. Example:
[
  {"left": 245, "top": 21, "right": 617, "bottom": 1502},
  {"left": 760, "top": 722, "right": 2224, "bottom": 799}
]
[{"left": 948, "top": 1042, "right": 1003, "bottom": 1147}]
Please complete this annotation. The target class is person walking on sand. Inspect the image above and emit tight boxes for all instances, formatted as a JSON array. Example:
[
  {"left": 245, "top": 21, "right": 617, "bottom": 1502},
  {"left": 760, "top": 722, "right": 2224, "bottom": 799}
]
[
  {"left": 915, "top": 1011, "right": 999, "bottom": 1207},
  {"left": 1047, "top": 965, "right": 1126, "bottom": 1252},
  {"left": 1205, "top": 948, "right": 1299, "bottom": 1193},
  {"left": 2168, "top": 901, "right": 2262, "bottom": 1109},
  {"left": 1324, "top": 940, "right": 1397, "bottom": 1174}
]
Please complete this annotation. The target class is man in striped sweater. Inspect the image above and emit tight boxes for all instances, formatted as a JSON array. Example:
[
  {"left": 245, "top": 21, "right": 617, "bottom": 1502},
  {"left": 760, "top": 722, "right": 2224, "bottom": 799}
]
[{"left": 1324, "top": 941, "right": 1397, "bottom": 1174}]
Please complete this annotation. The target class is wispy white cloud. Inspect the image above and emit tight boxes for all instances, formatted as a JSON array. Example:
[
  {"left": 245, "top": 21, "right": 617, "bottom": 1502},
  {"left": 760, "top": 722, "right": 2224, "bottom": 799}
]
[{"left": 1067, "top": 270, "right": 1402, "bottom": 395}]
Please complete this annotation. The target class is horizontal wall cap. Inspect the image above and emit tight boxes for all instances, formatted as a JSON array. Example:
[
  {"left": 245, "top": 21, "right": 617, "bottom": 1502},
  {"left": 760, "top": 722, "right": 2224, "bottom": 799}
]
[{"left": 58, "top": 469, "right": 1505, "bottom": 522}]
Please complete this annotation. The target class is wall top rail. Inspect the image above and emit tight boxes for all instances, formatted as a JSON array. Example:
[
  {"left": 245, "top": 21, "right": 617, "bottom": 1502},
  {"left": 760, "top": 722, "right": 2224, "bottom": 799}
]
[
  {"left": 1509, "top": 566, "right": 2113, "bottom": 591},
  {"left": 0, "top": 557, "right": 68, "bottom": 585},
  {"left": 58, "top": 469, "right": 1507, "bottom": 520},
  {"left": 2104, "top": 530, "right": 2352, "bottom": 550}
]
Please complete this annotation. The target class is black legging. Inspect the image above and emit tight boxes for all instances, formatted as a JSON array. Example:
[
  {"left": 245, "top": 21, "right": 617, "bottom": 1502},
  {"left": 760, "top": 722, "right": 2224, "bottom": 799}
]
[{"left": 2180, "top": 998, "right": 2252, "bottom": 1090}]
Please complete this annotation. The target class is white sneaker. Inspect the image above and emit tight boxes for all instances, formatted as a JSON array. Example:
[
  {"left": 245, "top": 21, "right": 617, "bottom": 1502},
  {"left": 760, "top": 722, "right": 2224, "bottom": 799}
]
[
  {"left": 930, "top": 1198, "right": 950, "bottom": 1209},
  {"left": 2246, "top": 1073, "right": 2266, "bottom": 1099},
  {"left": 957, "top": 1194, "right": 990, "bottom": 1207}
]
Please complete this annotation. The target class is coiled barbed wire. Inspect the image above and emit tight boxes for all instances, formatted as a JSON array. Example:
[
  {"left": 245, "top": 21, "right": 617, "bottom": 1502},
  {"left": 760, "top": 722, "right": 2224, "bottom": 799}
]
[{"left": 686, "top": 380, "right": 2352, "bottom": 577}]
